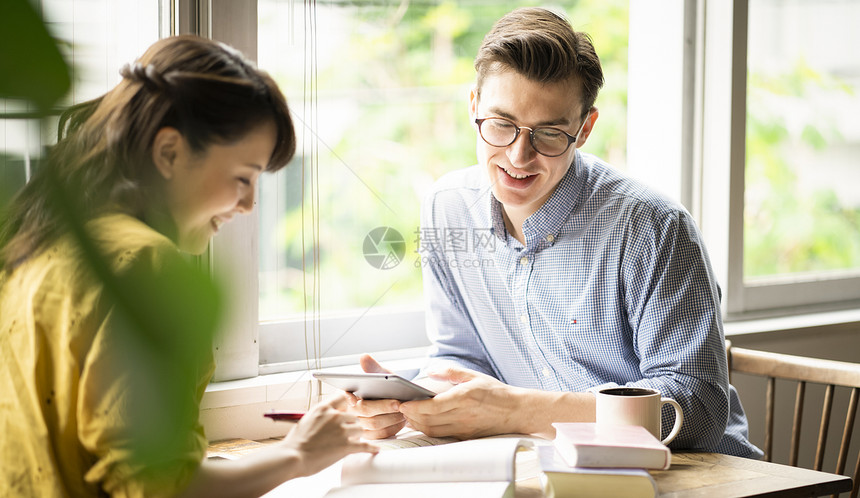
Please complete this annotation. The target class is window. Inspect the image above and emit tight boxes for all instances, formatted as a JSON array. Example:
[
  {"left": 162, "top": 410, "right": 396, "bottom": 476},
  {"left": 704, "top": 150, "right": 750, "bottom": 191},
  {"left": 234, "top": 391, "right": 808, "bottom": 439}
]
[
  {"left": 743, "top": 0, "right": 860, "bottom": 308},
  {"left": 695, "top": 0, "right": 860, "bottom": 318},
  {"left": 1, "top": 0, "right": 162, "bottom": 238},
  {"left": 251, "top": 0, "right": 630, "bottom": 375}
]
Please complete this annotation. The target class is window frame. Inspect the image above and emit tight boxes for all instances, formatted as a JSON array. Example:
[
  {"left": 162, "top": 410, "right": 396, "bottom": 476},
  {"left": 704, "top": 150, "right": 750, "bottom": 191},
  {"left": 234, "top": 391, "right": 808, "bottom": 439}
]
[
  {"left": 697, "top": 0, "right": 860, "bottom": 319},
  {"left": 210, "top": 0, "right": 860, "bottom": 382},
  {"left": 629, "top": 0, "right": 860, "bottom": 324},
  {"left": 203, "top": 0, "right": 431, "bottom": 381}
]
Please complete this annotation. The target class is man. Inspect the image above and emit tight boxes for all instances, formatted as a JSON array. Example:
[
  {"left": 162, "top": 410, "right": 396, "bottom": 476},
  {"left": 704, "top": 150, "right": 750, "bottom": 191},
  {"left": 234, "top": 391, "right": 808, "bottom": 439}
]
[{"left": 352, "top": 7, "right": 762, "bottom": 458}]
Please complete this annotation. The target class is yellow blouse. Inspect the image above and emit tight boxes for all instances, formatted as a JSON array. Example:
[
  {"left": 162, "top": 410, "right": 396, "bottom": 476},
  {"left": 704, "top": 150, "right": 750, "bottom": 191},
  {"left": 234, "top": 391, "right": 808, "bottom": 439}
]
[{"left": 1, "top": 213, "right": 215, "bottom": 497}]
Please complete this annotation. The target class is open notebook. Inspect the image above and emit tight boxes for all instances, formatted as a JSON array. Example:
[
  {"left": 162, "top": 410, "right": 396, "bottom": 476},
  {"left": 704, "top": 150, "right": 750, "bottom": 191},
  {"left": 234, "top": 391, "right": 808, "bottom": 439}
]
[{"left": 324, "top": 435, "right": 541, "bottom": 498}]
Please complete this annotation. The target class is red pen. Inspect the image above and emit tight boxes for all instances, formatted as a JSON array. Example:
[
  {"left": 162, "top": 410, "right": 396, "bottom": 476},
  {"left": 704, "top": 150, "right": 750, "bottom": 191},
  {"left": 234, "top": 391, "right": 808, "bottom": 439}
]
[{"left": 264, "top": 412, "right": 304, "bottom": 421}]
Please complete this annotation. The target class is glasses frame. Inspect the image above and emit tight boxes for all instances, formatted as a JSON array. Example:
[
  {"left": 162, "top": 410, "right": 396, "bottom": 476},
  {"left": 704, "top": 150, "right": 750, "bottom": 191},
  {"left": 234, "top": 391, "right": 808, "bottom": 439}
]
[{"left": 474, "top": 115, "right": 587, "bottom": 158}]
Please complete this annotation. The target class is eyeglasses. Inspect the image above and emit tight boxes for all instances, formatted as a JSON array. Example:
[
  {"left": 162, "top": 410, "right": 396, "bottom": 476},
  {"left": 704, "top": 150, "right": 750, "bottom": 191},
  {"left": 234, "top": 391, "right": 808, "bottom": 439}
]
[{"left": 474, "top": 115, "right": 587, "bottom": 157}]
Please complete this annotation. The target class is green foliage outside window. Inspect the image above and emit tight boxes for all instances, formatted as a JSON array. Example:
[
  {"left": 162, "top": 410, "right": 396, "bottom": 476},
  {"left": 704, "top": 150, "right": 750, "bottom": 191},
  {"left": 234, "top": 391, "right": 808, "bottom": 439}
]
[
  {"left": 259, "top": 0, "right": 630, "bottom": 317},
  {"left": 745, "top": 59, "right": 860, "bottom": 279}
]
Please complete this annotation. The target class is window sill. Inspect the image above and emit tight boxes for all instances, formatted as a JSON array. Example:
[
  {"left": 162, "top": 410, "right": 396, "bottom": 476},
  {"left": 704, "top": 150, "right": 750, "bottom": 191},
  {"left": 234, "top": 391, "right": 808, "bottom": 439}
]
[{"left": 724, "top": 306, "right": 860, "bottom": 338}]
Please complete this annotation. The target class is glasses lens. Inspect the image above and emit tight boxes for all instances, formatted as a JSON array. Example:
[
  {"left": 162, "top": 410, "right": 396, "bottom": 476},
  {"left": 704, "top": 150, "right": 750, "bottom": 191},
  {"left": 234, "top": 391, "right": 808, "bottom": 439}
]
[
  {"left": 532, "top": 128, "right": 570, "bottom": 156},
  {"left": 478, "top": 118, "right": 574, "bottom": 157},
  {"left": 479, "top": 118, "right": 517, "bottom": 147}
]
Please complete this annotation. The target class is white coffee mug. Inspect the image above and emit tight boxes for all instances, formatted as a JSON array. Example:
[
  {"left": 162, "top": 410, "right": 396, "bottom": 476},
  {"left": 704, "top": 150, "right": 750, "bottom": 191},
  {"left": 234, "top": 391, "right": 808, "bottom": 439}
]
[{"left": 596, "top": 387, "right": 684, "bottom": 445}]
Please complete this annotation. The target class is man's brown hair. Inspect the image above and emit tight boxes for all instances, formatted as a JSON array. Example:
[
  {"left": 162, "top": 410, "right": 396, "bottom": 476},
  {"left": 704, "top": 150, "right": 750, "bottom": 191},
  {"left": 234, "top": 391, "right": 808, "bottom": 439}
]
[{"left": 474, "top": 7, "right": 604, "bottom": 119}]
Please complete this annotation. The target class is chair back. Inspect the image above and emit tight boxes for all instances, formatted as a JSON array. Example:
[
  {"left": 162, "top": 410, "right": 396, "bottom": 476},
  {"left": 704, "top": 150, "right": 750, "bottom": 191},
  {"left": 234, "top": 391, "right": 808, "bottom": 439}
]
[{"left": 727, "top": 344, "right": 860, "bottom": 498}]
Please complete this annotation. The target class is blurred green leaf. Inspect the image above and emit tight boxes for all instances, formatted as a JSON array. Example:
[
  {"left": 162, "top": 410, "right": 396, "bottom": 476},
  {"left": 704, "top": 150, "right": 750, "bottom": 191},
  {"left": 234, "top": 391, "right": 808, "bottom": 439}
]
[
  {"left": 0, "top": 0, "right": 71, "bottom": 112},
  {"left": 45, "top": 166, "right": 222, "bottom": 467}
]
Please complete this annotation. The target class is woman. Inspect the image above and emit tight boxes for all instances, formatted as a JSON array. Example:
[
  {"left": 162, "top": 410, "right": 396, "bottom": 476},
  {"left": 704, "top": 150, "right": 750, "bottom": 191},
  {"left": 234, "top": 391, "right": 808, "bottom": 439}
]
[{"left": 0, "top": 35, "right": 376, "bottom": 497}]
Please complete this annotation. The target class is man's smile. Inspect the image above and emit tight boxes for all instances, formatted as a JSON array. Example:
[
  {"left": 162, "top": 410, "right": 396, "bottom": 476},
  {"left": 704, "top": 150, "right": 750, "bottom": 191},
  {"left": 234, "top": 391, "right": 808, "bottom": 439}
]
[{"left": 500, "top": 165, "right": 534, "bottom": 180}]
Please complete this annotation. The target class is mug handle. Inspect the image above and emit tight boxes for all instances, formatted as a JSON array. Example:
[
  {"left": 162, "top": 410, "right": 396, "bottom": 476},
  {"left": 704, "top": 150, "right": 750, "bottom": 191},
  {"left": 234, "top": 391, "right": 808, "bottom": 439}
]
[{"left": 659, "top": 398, "right": 684, "bottom": 445}]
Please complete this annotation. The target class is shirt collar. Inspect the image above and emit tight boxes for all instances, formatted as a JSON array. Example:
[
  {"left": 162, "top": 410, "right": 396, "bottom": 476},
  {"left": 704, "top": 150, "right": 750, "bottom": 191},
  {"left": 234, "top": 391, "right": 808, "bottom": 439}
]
[{"left": 489, "top": 151, "right": 583, "bottom": 250}]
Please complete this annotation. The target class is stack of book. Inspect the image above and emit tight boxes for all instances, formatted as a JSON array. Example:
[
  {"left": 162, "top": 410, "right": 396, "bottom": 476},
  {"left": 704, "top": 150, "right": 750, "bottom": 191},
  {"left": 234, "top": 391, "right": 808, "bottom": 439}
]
[{"left": 541, "top": 422, "right": 672, "bottom": 498}]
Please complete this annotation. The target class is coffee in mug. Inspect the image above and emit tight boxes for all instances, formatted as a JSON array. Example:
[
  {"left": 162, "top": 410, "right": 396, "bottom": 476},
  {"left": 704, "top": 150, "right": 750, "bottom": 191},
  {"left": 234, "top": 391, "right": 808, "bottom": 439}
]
[{"left": 596, "top": 387, "right": 684, "bottom": 445}]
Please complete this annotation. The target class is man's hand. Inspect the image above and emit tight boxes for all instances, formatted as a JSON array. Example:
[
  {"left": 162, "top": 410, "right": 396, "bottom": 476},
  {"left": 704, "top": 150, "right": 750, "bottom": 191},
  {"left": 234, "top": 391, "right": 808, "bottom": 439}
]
[
  {"left": 346, "top": 354, "right": 408, "bottom": 439},
  {"left": 349, "top": 357, "right": 596, "bottom": 440},
  {"left": 397, "top": 366, "right": 527, "bottom": 439}
]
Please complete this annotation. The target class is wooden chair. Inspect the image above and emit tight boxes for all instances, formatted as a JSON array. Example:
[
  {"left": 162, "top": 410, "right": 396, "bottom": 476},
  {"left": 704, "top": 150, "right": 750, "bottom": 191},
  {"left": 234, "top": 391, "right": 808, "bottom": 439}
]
[{"left": 727, "top": 343, "right": 860, "bottom": 498}]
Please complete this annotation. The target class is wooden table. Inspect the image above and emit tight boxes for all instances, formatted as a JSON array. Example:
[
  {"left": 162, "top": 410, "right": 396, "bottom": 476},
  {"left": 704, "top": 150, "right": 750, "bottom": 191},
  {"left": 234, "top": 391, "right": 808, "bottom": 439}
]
[
  {"left": 652, "top": 452, "right": 852, "bottom": 498},
  {"left": 209, "top": 439, "right": 853, "bottom": 497}
]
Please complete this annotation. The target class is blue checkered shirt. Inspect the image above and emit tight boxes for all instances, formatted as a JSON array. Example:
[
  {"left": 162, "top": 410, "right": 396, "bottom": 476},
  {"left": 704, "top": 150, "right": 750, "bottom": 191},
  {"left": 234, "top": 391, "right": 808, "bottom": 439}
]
[{"left": 418, "top": 151, "right": 763, "bottom": 459}]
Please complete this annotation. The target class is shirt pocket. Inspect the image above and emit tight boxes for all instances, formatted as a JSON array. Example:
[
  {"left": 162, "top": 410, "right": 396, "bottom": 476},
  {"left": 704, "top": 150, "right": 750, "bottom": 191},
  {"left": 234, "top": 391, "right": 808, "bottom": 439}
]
[{"left": 553, "top": 299, "right": 639, "bottom": 378}]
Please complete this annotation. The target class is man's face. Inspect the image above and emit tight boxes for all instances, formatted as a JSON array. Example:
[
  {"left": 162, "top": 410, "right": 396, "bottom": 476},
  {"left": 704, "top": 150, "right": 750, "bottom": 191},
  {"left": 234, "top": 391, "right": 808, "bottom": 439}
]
[{"left": 470, "top": 71, "right": 594, "bottom": 222}]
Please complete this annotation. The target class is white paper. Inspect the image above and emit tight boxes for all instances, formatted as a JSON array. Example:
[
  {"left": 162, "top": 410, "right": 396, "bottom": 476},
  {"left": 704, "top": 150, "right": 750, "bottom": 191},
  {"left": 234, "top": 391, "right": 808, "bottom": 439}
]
[
  {"left": 341, "top": 438, "right": 532, "bottom": 485},
  {"left": 325, "top": 481, "right": 513, "bottom": 498}
]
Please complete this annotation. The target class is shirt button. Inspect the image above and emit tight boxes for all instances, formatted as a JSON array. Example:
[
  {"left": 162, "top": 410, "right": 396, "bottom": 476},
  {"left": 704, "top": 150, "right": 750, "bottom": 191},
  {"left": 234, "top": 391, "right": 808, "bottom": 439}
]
[
  {"left": 520, "top": 256, "right": 529, "bottom": 265},
  {"left": 520, "top": 315, "right": 528, "bottom": 324},
  {"left": 542, "top": 368, "right": 552, "bottom": 378},
  {"left": 546, "top": 234, "right": 555, "bottom": 243}
]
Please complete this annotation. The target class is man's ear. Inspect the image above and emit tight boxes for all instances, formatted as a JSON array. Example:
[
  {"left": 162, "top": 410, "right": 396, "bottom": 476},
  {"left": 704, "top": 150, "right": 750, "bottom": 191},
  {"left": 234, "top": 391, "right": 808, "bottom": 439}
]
[
  {"left": 468, "top": 85, "right": 479, "bottom": 124},
  {"left": 151, "top": 127, "right": 184, "bottom": 180},
  {"left": 576, "top": 108, "right": 599, "bottom": 148}
]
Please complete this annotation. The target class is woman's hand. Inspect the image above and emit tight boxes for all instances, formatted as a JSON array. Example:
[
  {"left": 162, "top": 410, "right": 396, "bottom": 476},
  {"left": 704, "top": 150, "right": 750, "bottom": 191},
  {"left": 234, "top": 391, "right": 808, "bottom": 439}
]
[{"left": 280, "top": 395, "right": 378, "bottom": 478}]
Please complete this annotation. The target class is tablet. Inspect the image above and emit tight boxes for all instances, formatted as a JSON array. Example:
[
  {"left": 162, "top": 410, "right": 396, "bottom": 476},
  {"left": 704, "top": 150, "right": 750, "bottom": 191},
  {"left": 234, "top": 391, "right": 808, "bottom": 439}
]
[{"left": 313, "top": 372, "right": 436, "bottom": 401}]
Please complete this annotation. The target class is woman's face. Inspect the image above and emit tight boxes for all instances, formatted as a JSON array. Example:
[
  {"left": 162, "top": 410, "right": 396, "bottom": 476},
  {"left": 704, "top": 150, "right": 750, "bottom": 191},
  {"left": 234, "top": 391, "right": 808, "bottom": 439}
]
[{"left": 155, "top": 121, "right": 277, "bottom": 254}]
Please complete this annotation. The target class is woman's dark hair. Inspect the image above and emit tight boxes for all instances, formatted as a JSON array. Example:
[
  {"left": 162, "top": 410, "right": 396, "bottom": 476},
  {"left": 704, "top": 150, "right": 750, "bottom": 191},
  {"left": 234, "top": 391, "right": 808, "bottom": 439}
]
[{"left": 0, "top": 35, "right": 295, "bottom": 270}]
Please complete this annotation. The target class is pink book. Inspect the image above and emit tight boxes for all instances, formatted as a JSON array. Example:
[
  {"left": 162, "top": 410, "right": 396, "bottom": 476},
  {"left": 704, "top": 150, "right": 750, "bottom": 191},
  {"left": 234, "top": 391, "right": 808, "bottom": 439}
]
[{"left": 552, "top": 423, "right": 672, "bottom": 470}]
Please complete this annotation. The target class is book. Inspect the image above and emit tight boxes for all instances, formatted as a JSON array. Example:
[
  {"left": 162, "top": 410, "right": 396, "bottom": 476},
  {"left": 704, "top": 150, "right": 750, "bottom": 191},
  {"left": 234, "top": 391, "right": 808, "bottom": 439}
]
[
  {"left": 322, "top": 437, "right": 537, "bottom": 498},
  {"left": 538, "top": 445, "right": 657, "bottom": 498},
  {"left": 372, "top": 429, "right": 458, "bottom": 450},
  {"left": 323, "top": 482, "right": 514, "bottom": 498},
  {"left": 552, "top": 423, "right": 672, "bottom": 470}
]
